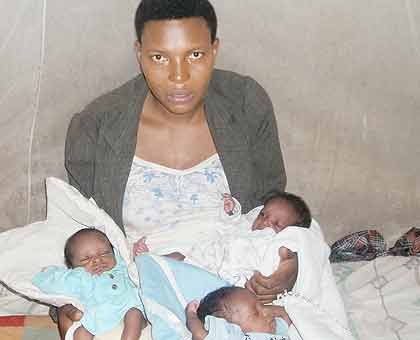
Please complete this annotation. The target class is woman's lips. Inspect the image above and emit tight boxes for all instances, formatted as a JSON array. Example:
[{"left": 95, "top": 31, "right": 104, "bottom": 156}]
[{"left": 167, "top": 90, "right": 193, "bottom": 104}]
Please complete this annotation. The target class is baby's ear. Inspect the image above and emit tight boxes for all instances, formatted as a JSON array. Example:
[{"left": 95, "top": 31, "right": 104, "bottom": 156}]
[{"left": 64, "top": 258, "right": 73, "bottom": 269}]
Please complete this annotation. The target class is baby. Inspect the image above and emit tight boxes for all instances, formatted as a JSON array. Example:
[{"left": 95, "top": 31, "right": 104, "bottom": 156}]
[
  {"left": 186, "top": 286, "right": 291, "bottom": 340},
  {"left": 133, "top": 191, "right": 311, "bottom": 257},
  {"left": 246, "top": 191, "right": 311, "bottom": 232},
  {"left": 32, "top": 228, "right": 144, "bottom": 340}
]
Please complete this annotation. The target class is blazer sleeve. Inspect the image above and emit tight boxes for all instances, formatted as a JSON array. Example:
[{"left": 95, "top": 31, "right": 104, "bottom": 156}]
[
  {"left": 242, "top": 77, "right": 287, "bottom": 203},
  {"left": 64, "top": 111, "right": 99, "bottom": 199}
]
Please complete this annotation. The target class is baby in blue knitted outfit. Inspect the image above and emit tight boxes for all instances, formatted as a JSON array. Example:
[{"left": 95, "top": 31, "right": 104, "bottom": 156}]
[{"left": 33, "top": 228, "right": 144, "bottom": 340}]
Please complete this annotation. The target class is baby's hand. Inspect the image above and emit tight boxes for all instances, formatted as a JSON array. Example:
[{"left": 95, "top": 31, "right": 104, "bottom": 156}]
[
  {"left": 186, "top": 300, "right": 200, "bottom": 317},
  {"left": 223, "top": 193, "right": 235, "bottom": 216},
  {"left": 133, "top": 236, "right": 149, "bottom": 257},
  {"left": 186, "top": 300, "right": 208, "bottom": 340}
]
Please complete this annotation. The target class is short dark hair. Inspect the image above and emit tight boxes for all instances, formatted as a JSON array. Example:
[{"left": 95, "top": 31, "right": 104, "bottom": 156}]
[
  {"left": 135, "top": 0, "right": 218, "bottom": 42},
  {"left": 196, "top": 286, "right": 238, "bottom": 323},
  {"left": 64, "top": 228, "right": 113, "bottom": 268},
  {"left": 264, "top": 191, "right": 312, "bottom": 228}
]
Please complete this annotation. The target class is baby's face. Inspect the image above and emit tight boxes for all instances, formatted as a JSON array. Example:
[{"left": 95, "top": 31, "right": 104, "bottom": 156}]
[
  {"left": 70, "top": 232, "right": 116, "bottom": 275},
  {"left": 225, "top": 288, "right": 276, "bottom": 334},
  {"left": 252, "top": 199, "right": 298, "bottom": 233}
]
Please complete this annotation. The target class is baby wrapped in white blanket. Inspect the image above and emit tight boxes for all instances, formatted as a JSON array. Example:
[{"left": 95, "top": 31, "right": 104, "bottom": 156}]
[
  {"left": 140, "top": 192, "right": 312, "bottom": 286},
  {"left": 185, "top": 207, "right": 298, "bottom": 286}
]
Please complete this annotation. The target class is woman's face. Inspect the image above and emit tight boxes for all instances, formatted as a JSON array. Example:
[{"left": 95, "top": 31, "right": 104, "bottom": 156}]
[{"left": 136, "top": 17, "right": 219, "bottom": 117}]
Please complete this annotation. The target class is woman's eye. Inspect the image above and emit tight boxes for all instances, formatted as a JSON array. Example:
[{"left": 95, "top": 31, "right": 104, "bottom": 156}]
[
  {"left": 151, "top": 55, "right": 168, "bottom": 64},
  {"left": 189, "top": 51, "right": 204, "bottom": 61}
]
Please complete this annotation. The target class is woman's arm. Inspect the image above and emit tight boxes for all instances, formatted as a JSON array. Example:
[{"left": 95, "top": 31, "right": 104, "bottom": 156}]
[
  {"left": 165, "top": 252, "right": 186, "bottom": 261},
  {"left": 64, "top": 112, "right": 99, "bottom": 199},
  {"left": 245, "top": 247, "right": 298, "bottom": 303},
  {"left": 57, "top": 305, "right": 83, "bottom": 340},
  {"left": 243, "top": 77, "right": 287, "bottom": 203}
]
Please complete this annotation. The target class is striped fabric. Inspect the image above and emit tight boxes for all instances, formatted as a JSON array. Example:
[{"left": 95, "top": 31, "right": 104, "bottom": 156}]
[
  {"left": 329, "top": 230, "right": 387, "bottom": 262},
  {"left": 330, "top": 227, "right": 420, "bottom": 263},
  {"left": 388, "top": 227, "right": 420, "bottom": 256}
]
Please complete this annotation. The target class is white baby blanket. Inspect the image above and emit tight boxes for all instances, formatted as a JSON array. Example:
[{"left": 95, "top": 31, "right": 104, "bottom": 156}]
[{"left": 270, "top": 222, "right": 355, "bottom": 340}]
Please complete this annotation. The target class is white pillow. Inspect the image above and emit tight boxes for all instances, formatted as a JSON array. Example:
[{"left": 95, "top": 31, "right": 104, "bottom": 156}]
[{"left": 0, "top": 177, "right": 136, "bottom": 315}]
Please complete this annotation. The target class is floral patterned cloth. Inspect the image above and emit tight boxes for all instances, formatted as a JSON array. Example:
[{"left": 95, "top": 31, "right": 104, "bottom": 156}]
[{"left": 123, "top": 154, "right": 231, "bottom": 247}]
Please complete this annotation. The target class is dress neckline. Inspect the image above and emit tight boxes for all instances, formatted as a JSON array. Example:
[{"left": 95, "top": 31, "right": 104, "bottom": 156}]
[{"left": 133, "top": 154, "right": 219, "bottom": 174}]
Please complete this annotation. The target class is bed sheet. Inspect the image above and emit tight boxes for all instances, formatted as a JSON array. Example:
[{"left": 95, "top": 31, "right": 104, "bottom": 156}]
[
  {"left": 0, "top": 315, "right": 58, "bottom": 340},
  {"left": 1, "top": 256, "right": 418, "bottom": 340},
  {"left": 332, "top": 256, "right": 420, "bottom": 340}
]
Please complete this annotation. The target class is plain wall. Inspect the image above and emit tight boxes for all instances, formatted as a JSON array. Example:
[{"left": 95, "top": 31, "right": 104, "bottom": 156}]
[{"left": 1, "top": 0, "right": 419, "bottom": 243}]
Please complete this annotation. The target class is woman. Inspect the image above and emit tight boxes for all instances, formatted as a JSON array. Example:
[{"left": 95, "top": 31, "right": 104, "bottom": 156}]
[{"left": 61, "top": 0, "right": 292, "bottom": 338}]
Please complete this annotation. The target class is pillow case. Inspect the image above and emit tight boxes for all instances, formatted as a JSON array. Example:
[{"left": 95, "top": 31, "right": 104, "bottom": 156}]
[{"left": 0, "top": 177, "right": 136, "bottom": 313}]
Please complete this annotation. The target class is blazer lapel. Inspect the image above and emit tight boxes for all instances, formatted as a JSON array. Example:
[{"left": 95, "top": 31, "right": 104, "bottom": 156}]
[
  {"left": 205, "top": 86, "right": 254, "bottom": 206},
  {"left": 94, "top": 76, "right": 148, "bottom": 228}
]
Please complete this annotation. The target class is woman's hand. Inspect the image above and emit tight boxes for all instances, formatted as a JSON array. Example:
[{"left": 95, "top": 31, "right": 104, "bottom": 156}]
[
  {"left": 57, "top": 304, "right": 83, "bottom": 340},
  {"left": 185, "top": 300, "right": 200, "bottom": 319},
  {"left": 245, "top": 247, "right": 298, "bottom": 304}
]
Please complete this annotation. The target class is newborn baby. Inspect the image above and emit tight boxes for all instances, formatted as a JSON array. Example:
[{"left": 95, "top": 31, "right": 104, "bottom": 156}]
[
  {"left": 33, "top": 228, "right": 144, "bottom": 340},
  {"left": 186, "top": 286, "right": 291, "bottom": 340},
  {"left": 134, "top": 191, "right": 311, "bottom": 287}
]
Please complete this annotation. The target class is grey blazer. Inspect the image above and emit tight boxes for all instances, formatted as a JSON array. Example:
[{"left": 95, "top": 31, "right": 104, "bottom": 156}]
[{"left": 65, "top": 69, "right": 286, "bottom": 232}]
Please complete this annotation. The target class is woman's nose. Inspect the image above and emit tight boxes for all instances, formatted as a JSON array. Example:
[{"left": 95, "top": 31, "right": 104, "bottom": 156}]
[{"left": 169, "top": 58, "right": 190, "bottom": 83}]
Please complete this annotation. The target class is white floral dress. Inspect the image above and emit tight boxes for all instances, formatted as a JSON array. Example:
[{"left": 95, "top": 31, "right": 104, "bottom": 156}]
[{"left": 123, "top": 154, "right": 232, "bottom": 250}]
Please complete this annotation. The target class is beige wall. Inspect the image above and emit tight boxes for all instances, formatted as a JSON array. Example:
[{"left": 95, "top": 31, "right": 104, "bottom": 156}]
[{"left": 1, "top": 0, "right": 419, "bottom": 243}]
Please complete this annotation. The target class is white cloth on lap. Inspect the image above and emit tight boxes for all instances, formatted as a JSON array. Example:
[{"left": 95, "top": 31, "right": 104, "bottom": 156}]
[
  {"left": 183, "top": 206, "right": 276, "bottom": 286},
  {"left": 274, "top": 221, "right": 354, "bottom": 340}
]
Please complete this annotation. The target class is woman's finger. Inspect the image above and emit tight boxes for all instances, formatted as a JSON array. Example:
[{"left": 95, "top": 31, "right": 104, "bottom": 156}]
[
  {"left": 251, "top": 271, "right": 280, "bottom": 290},
  {"left": 62, "top": 304, "right": 82, "bottom": 321},
  {"left": 258, "top": 295, "right": 278, "bottom": 304}
]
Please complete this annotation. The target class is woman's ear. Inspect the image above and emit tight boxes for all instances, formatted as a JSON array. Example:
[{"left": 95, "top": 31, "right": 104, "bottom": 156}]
[
  {"left": 135, "top": 40, "right": 143, "bottom": 71},
  {"left": 212, "top": 38, "right": 220, "bottom": 57}
]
